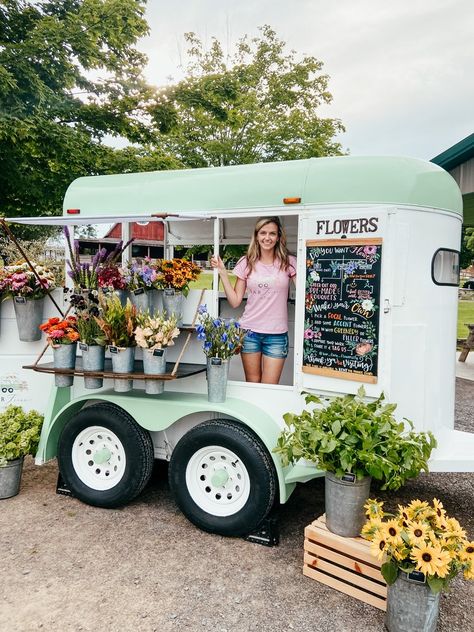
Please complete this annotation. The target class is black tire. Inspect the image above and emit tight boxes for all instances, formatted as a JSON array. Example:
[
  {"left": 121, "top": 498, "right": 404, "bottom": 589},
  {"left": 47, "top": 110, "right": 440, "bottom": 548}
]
[
  {"left": 58, "top": 404, "right": 154, "bottom": 508},
  {"left": 168, "top": 419, "right": 277, "bottom": 537}
]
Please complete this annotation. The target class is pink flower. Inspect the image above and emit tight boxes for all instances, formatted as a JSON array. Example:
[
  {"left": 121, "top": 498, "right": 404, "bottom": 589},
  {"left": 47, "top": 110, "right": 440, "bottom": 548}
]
[
  {"left": 49, "top": 329, "right": 65, "bottom": 339},
  {"left": 363, "top": 246, "right": 377, "bottom": 256},
  {"left": 304, "top": 328, "right": 314, "bottom": 339}
]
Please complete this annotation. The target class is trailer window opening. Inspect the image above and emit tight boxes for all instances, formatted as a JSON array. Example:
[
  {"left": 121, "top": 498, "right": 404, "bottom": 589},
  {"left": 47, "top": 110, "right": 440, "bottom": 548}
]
[{"left": 431, "top": 248, "right": 460, "bottom": 286}]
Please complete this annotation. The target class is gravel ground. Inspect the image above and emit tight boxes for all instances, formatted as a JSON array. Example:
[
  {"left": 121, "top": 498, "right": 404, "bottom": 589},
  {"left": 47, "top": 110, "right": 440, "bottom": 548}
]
[{"left": 0, "top": 378, "right": 473, "bottom": 632}]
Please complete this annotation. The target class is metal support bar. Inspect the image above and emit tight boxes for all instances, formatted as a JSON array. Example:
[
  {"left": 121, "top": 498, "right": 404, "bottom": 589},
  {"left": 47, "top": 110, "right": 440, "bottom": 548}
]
[{"left": 171, "top": 288, "right": 206, "bottom": 376}]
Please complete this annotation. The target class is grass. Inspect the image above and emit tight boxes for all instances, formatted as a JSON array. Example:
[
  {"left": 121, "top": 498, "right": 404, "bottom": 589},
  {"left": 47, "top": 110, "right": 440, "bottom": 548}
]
[
  {"left": 189, "top": 271, "right": 235, "bottom": 291},
  {"left": 458, "top": 300, "right": 474, "bottom": 339}
]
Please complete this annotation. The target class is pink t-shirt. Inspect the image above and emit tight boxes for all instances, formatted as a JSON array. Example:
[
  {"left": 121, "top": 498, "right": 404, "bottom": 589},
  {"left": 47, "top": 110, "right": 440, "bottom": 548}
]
[{"left": 233, "top": 255, "right": 297, "bottom": 334}]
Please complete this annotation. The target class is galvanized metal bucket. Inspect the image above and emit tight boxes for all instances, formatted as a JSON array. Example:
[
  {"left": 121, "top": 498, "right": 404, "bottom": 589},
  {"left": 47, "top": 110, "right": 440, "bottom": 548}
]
[
  {"left": 53, "top": 343, "right": 77, "bottom": 387},
  {"left": 149, "top": 289, "right": 163, "bottom": 315},
  {"left": 109, "top": 346, "right": 135, "bottom": 392},
  {"left": 162, "top": 290, "right": 184, "bottom": 326},
  {"left": 386, "top": 572, "right": 440, "bottom": 632},
  {"left": 80, "top": 343, "right": 105, "bottom": 389},
  {"left": 207, "top": 357, "right": 229, "bottom": 403},
  {"left": 325, "top": 472, "right": 371, "bottom": 537},
  {"left": 13, "top": 296, "right": 45, "bottom": 341},
  {"left": 142, "top": 348, "right": 167, "bottom": 395},
  {"left": 0, "top": 457, "right": 24, "bottom": 499},
  {"left": 129, "top": 289, "right": 150, "bottom": 312}
]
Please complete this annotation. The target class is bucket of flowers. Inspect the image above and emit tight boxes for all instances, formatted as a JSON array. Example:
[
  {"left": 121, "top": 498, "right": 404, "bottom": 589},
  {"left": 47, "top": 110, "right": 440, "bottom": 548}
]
[
  {"left": 159, "top": 258, "right": 201, "bottom": 326},
  {"left": 196, "top": 304, "right": 247, "bottom": 403},
  {"left": 123, "top": 258, "right": 159, "bottom": 312},
  {"left": 2, "top": 261, "right": 56, "bottom": 341},
  {"left": 134, "top": 311, "right": 180, "bottom": 395},
  {"left": 39, "top": 316, "right": 79, "bottom": 387},
  {"left": 96, "top": 238, "right": 134, "bottom": 305},
  {"left": 69, "top": 291, "right": 106, "bottom": 389},
  {"left": 362, "top": 498, "right": 473, "bottom": 632}
]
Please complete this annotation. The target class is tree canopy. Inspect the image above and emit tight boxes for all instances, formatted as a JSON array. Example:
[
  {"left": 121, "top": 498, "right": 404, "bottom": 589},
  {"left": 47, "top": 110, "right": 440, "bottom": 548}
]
[
  {"left": 149, "top": 26, "right": 345, "bottom": 168},
  {"left": 0, "top": 0, "right": 177, "bottom": 236}
]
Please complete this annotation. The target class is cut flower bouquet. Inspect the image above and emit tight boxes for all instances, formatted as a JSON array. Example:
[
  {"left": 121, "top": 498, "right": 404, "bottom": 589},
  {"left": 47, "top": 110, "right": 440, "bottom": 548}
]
[
  {"left": 2, "top": 261, "right": 55, "bottom": 299},
  {"left": 159, "top": 258, "right": 201, "bottom": 297},
  {"left": 362, "top": 498, "right": 474, "bottom": 593},
  {"left": 196, "top": 304, "right": 247, "bottom": 360},
  {"left": 135, "top": 311, "right": 180, "bottom": 350},
  {"left": 39, "top": 316, "right": 79, "bottom": 345}
]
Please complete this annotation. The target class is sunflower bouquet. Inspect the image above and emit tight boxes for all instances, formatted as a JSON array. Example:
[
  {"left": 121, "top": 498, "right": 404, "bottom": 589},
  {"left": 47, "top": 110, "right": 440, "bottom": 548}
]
[
  {"left": 362, "top": 498, "right": 474, "bottom": 593},
  {"left": 158, "top": 258, "right": 201, "bottom": 297}
]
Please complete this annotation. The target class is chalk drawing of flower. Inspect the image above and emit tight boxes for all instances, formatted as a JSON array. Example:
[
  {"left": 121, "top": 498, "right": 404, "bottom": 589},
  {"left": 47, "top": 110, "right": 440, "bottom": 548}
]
[
  {"left": 362, "top": 299, "right": 374, "bottom": 311},
  {"left": 304, "top": 328, "right": 314, "bottom": 339},
  {"left": 310, "top": 270, "right": 320, "bottom": 281},
  {"left": 363, "top": 246, "right": 377, "bottom": 256}
]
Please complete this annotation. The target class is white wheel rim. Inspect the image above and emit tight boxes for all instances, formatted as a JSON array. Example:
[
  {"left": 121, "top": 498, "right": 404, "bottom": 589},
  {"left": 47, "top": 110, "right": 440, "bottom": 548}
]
[
  {"left": 185, "top": 445, "right": 250, "bottom": 517},
  {"left": 71, "top": 426, "right": 126, "bottom": 490}
]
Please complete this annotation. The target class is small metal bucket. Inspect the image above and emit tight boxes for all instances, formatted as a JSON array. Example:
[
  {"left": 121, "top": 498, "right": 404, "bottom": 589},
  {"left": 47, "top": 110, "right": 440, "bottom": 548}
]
[
  {"left": 142, "top": 348, "right": 167, "bottom": 395},
  {"left": 0, "top": 457, "right": 24, "bottom": 499},
  {"left": 13, "top": 296, "right": 45, "bottom": 342},
  {"left": 81, "top": 343, "right": 105, "bottom": 389},
  {"left": 385, "top": 572, "right": 440, "bottom": 632},
  {"left": 129, "top": 289, "right": 150, "bottom": 312},
  {"left": 325, "top": 472, "right": 371, "bottom": 537},
  {"left": 207, "top": 357, "right": 229, "bottom": 403},
  {"left": 53, "top": 343, "right": 77, "bottom": 387},
  {"left": 149, "top": 289, "right": 163, "bottom": 315},
  {"left": 109, "top": 346, "right": 135, "bottom": 392},
  {"left": 162, "top": 290, "right": 184, "bottom": 326}
]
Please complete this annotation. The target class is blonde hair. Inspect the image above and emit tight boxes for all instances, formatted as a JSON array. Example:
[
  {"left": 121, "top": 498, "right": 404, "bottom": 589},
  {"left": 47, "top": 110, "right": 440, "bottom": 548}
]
[{"left": 244, "top": 217, "right": 291, "bottom": 273}]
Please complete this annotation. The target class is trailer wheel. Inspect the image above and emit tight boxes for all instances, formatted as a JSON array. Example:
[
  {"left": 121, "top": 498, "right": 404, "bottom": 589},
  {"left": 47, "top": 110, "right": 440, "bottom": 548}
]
[
  {"left": 169, "top": 419, "right": 276, "bottom": 536},
  {"left": 58, "top": 404, "right": 154, "bottom": 508}
]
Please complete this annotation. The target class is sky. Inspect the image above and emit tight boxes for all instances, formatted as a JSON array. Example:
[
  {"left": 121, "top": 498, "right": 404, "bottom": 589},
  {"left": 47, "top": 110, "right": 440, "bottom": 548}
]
[{"left": 137, "top": 0, "right": 474, "bottom": 160}]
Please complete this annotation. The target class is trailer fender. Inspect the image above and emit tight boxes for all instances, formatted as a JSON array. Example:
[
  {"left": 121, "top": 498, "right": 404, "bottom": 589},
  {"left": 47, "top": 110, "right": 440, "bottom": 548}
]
[{"left": 36, "top": 390, "right": 297, "bottom": 502}]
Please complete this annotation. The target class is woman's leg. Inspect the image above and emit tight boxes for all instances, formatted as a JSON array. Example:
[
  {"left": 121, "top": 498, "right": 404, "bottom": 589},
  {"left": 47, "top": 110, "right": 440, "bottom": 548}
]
[
  {"left": 241, "top": 352, "right": 262, "bottom": 382},
  {"left": 261, "top": 355, "right": 285, "bottom": 384}
]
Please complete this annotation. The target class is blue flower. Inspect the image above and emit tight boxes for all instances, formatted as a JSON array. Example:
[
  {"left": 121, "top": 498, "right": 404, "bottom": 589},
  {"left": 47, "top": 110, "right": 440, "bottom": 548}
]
[
  {"left": 198, "top": 304, "right": 208, "bottom": 314},
  {"left": 213, "top": 319, "right": 221, "bottom": 327},
  {"left": 204, "top": 341, "right": 212, "bottom": 350},
  {"left": 196, "top": 324, "right": 205, "bottom": 334},
  {"left": 221, "top": 332, "right": 228, "bottom": 342}
]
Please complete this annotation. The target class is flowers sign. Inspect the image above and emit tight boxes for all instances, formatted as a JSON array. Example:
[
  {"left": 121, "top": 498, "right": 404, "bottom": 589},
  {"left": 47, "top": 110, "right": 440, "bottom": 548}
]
[
  {"left": 196, "top": 304, "right": 247, "bottom": 360},
  {"left": 362, "top": 498, "right": 474, "bottom": 592}
]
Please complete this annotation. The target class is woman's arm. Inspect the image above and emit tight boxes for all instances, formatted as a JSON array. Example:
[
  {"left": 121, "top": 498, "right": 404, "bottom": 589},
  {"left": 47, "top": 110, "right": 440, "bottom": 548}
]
[{"left": 210, "top": 255, "right": 246, "bottom": 308}]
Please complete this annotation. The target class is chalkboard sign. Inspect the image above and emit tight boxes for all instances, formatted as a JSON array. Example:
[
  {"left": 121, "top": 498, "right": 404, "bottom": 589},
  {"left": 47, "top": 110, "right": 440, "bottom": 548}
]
[{"left": 302, "top": 238, "right": 382, "bottom": 383}]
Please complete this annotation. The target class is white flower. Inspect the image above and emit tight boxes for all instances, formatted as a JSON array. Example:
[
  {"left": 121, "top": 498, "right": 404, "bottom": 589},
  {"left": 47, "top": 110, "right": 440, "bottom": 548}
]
[
  {"left": 361, "top": 299, "right": 374, "bottom": 311},
  {"left": 310, "top": 270, "right": 320, "bottom": 281}
]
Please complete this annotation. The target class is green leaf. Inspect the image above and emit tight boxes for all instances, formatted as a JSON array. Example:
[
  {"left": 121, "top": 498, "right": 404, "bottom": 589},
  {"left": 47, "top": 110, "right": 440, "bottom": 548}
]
[
  {"left": 427, "top": 576, "right": 445, "bottom": 594},
  {"left": 381, "top": 561, "right": 398, "bottom": 585}
]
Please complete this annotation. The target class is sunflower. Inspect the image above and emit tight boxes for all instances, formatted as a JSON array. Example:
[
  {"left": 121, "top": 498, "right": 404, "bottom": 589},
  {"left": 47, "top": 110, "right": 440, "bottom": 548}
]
[
  {"left": 371, "top": 529, "right": 389, "bottom": 561},
  {"left": 385, "top": 519, "right": 404, "bottom": 547},
  {"left": 406, "top": 499, "right": 430, "bottom": 520},
  {"left": 361, "top": 517, "right": 383, "bottom": 539},
  {"left": 464, "top": 563, "right": 474, "bottom": 580},
  {"left": 445, "top": 517, "right": 467, "bottom": 541},
  {"left": 432, "top": 548, "right": 453, "bottom": 578},
  {"left": 406, "top": 521, "right": 430, "bottom": 546},
  {"left": 460, "top": 541, "right": 474, "bottom": 564},
  {"left": 432, "top": 498, "right": 446, "bottom": 520},
  {"left": 397, "top": 504, "right": 410, "bottom": 527},
  {"left": 411, "top": 544, "right": 443, "bottom": 576},
  {"left": 364, "top": 498, "right": 384, "bottom": 519}
]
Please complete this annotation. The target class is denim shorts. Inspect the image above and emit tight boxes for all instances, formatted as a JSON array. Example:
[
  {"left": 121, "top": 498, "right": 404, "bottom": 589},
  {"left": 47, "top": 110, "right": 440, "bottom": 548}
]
[{"left": 241, "top": 331, "right": 289, "bottom": 359}]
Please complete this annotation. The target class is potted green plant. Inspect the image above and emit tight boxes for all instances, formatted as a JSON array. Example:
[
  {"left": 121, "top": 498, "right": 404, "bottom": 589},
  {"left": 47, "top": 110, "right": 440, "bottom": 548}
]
[
  {"left": 0, "top": 405, "right": 44, "bottom": 499},
  {"left": 274, "top": 387, "right": 437, "bottom": 537},
  {"left": 95, "top": 294, "right": 138, "bottom": 392},
  {"left": 196, "top": 304, "right": 247, "bottom": 403},
  {"left": 362, "top": 498, "right": 474, "bottom": 632},
  {"left": 134, "top": 311, "right": 180, "bottom": 394}
]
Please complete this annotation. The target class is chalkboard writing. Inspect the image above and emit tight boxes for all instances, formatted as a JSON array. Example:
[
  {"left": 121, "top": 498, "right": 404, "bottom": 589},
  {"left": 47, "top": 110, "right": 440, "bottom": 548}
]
[{"left": 302, "top": 238, "right": 382, "bottom": 383}]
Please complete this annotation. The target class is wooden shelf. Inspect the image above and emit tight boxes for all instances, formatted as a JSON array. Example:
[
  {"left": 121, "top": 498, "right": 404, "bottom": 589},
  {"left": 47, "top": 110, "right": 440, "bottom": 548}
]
[{"left": 23, "top": 357, "right": 206, "bottom": 381}]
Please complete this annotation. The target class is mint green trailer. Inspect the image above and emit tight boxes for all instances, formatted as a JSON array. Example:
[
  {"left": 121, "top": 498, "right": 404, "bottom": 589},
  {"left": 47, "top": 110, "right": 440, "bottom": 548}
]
[{"left": 6, "top": 156, "right": 464, "bottom": 537}]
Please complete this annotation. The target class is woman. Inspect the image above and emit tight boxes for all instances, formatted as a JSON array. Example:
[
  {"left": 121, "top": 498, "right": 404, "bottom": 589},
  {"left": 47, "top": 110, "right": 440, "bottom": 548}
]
[{"left": 210, "top": 216, "right": 296, "bottom": 384}]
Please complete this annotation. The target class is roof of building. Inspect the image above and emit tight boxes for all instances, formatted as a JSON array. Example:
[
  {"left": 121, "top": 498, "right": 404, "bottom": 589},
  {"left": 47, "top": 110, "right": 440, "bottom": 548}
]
[{"left": 431, "top": 133, "right": 474, "bottom": 171}]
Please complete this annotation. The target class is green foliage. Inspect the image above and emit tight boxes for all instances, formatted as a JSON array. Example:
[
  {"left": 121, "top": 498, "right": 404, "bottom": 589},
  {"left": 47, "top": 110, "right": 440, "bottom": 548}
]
[
  {"left": 0, "top": 0, "right": 157, "bottom": 234},
  {"left": 381, "top": 560, "right": 398, "bottom": 585},
  {"left": 274, "top": 387, "right": 437, "bottom": 490},
  {"left": 461, "top": 227, "right": 474, "bottom": 268},
  {"left": 95, "top": 293, "right": 137, "bottom": 347},
  {"left": 150, "top": 26, "right": 345, "bottom": 168},
  {"left": 0, "top": 405, "right": 44, "bottom": 465}
]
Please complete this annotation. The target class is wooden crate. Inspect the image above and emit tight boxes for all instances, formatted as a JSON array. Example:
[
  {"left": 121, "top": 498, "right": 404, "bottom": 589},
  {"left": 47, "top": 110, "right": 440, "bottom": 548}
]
[{"left": 303, "top": 515, "right": 387, "bottom": 611}]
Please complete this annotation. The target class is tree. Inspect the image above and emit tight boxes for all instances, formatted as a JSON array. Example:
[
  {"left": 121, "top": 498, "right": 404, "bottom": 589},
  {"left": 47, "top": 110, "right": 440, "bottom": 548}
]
[
  {"left": 0, "top": 0, "right": 175, "bottom": 238},
  {"left": 149, "top": 26, "right": 345, "bottom": 168}
]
